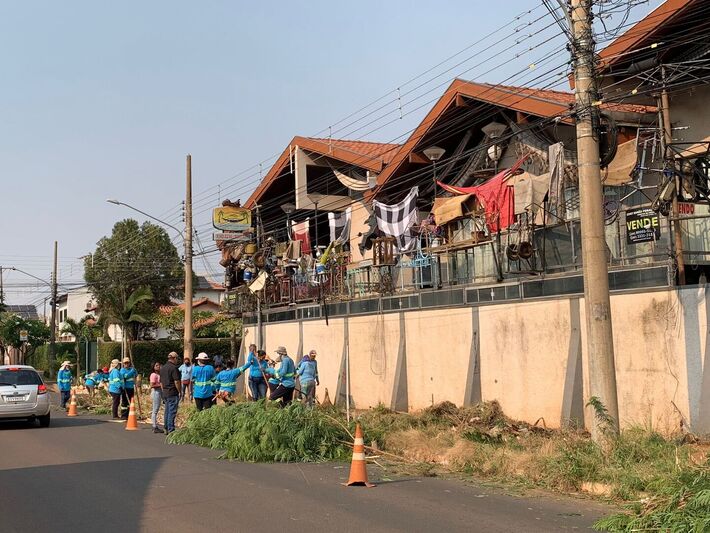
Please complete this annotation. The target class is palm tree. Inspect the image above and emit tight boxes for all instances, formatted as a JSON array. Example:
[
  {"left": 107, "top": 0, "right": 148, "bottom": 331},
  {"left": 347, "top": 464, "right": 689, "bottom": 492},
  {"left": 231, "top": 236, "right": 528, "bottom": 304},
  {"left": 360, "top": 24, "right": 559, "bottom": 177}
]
[
  {"left": 60, "top": 315, "right": 101, "bottom": 383},
  {"left": 101, "top": 286, "right": 153, "bottom": 417},
  {"left": 102, "top": 286, "right": 153, "bottom": 363}
]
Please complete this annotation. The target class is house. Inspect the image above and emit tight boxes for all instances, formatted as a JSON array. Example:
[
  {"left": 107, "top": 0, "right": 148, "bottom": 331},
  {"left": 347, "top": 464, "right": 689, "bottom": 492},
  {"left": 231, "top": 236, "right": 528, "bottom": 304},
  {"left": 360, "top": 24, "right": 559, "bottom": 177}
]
[
  {"left": 55, "top": 288, "right": 96, "bottom": 341},
  {"left": 231, "top": 0, "right": 710, "bottom": 434}
]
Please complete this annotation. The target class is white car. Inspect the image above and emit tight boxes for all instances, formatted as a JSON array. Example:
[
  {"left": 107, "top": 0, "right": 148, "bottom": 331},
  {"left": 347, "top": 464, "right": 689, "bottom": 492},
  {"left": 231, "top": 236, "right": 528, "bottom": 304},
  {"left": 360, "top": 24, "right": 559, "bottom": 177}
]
[{"left": 0, "top": 365, "right": 51, "bottom": 427}]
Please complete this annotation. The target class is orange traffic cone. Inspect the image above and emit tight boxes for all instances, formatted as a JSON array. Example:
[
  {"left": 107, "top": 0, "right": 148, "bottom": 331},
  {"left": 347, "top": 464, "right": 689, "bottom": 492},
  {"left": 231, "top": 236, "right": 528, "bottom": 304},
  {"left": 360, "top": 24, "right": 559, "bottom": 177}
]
[
  {"left": 125, "top": 397, "right": 139, "bottom": 431},
  {"left": 67, "top": 389, "right": 78, "bottom": 417},
  {"left": 345, "top": 423, "right": 375, "bottom": 487}
]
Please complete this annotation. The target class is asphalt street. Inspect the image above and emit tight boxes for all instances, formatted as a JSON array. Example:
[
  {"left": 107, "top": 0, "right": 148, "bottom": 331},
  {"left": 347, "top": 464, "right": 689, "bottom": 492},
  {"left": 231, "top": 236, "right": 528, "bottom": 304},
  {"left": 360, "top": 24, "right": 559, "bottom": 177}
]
[{"left": 0, "top": 401, "right": 611, "bottom": 532}]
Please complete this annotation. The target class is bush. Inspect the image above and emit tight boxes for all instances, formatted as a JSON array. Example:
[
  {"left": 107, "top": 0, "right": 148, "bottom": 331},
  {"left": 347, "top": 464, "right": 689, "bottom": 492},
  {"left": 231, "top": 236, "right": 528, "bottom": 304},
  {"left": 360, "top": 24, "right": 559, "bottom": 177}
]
[
  {"left": 168, "top": 401, "right": 351, "bottom": 462},
  {"left": 29, "top": 342, "right": 77, "bottom": 373},
  {"left": 97, "top": 338, "right": 240, "bottom": 375}
]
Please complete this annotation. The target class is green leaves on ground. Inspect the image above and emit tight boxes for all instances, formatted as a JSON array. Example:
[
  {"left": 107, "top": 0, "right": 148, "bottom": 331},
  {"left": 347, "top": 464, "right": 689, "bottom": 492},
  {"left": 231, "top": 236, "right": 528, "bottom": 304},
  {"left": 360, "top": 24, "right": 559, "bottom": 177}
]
[
  {"left": 168, "top": 402, "right": 351, "bottom": 462},
  {"left": 594, "top": 460, "right": 710, "bottom": 532}
]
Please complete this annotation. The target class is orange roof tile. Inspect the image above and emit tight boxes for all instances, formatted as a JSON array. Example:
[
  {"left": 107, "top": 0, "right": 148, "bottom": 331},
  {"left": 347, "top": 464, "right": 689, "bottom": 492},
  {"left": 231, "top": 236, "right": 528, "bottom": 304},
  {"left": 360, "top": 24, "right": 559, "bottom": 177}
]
[
  {"left": 599, "top": 0, "right": 700, "bottom": 70},
  {"left": 245, "top": 136, "right": 400, "bottom": 208},
  {"left": 372, "top": 79, "right": 655, "bottom": 196}
]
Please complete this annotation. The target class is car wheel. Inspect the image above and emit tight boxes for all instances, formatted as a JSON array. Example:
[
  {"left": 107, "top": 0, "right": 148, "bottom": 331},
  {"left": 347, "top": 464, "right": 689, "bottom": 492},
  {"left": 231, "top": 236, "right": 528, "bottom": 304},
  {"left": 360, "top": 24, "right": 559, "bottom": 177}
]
[{"left": 38, "top": 414, "right": 51, "bottom": 428}]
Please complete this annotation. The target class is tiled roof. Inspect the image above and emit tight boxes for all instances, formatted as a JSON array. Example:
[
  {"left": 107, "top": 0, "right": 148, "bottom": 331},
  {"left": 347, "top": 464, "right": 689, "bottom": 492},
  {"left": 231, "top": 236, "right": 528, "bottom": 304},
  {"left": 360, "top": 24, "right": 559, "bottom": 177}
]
[
  {"left": 245, "top": 136, "right": 401, "bottom": 208},
  {"left": 159, "top": 298, "right": 220, "bottom": 314},
  {"left": 305, "top": 138, "right": 401, "bottom": 165},
  {"left": 599, "top": 0, "right": 699, "bottom": 70},
  {"left": 492, "top": 84, "right": 656, "bottom": 114},
  {"left": 372, "top": 79, "right": 656, "bottom": 196}
]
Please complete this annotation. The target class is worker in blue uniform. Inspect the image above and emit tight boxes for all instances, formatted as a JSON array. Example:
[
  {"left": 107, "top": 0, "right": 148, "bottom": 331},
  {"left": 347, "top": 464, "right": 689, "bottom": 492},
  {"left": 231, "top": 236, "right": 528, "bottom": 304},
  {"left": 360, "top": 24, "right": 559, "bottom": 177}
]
[
  {"left": 107, "top": 359, "right": 123, "bottom": 419},
  {"left": 119, "top": 357, "right": 137, "bottom": 419},
  {"left": 191, "top": 352, "right": 216, "bottom": 411},
  {"left": 57, "top": 360, "right": 73, "bottom": 409}
]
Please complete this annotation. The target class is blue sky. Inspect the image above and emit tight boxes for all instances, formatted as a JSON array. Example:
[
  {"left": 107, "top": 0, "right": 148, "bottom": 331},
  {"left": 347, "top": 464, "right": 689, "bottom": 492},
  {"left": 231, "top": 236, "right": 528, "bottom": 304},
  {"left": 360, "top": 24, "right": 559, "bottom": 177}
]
[{"left": 0, "top": 1, "right": 660, "bottom": 305}]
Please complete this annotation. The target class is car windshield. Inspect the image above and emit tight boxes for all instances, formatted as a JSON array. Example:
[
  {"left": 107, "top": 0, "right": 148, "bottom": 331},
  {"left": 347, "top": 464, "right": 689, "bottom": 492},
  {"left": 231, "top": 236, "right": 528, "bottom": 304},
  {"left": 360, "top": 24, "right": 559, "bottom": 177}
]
[{"left": 0, "top": 370, "right": 42, "bottom": 386}]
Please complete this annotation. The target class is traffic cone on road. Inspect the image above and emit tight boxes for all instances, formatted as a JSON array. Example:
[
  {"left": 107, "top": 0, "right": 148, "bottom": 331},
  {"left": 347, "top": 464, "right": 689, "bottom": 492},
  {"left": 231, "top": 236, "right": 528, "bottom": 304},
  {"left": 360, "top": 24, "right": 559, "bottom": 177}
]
[
  {"left": 345, "top": 423, "right": 375, "bottom": 487},
  {"left": 67, "top": 389, "right": 78, "bottom": 417},
  {"left": 125, "top": 398, "right": 139, "bottom": 431}
]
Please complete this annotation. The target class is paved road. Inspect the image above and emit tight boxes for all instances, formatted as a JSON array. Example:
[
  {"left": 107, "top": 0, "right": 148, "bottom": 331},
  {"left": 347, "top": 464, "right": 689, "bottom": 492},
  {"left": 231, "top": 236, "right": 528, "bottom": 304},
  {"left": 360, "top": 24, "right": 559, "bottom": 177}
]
[{"left": 0, "top": 404, "right": 610, "bottom": 532}]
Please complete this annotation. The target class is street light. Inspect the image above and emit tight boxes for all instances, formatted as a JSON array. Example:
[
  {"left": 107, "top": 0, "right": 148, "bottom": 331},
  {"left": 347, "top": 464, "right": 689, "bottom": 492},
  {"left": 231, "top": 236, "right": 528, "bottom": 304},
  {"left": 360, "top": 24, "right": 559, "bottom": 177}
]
[
  {"left": 280, "top": 202, "right": 296, "bottom": 240},
  {"left": 107, "top": 197, "right": 193, "bottom": 360},
  {"left": 423, "top": 146, "right": 446, "bottom": 199},
  {"left": 482, "top": 121, "right": 507, "bottom": 174},
  {"left": 106, "top": 199, "right": 184, "bottom": 240}
]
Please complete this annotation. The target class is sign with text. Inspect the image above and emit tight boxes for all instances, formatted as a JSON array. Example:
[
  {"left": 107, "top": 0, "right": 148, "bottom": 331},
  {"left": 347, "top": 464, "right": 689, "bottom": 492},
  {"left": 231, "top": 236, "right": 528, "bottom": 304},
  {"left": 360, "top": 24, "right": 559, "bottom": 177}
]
[
  {"left": 19, "top": 330, "right": 28, "bottom": 342},
  {"left": 626, "top": 208, "right": 661, "bottom": 244},
  {"left": 213, "top": 230, "right": 253, "bottom": 243},
  {"left": 212, "top": 206, "right": 252, "bottom": 231}
]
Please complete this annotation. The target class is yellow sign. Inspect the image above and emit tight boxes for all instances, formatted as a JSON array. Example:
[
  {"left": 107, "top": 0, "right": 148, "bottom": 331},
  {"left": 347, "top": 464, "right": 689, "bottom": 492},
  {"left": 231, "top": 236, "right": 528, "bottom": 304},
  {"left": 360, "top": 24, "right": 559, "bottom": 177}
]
[{"left": 212, "top": 206, "right": 252, "bottom": 231}]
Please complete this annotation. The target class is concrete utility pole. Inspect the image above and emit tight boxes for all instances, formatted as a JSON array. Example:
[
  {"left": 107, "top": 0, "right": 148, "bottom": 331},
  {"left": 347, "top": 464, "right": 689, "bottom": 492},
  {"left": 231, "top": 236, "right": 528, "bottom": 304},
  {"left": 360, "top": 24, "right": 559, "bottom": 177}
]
[
  {"left": 49, "top": 241, "right": 58, "bottom": 378},
  {"left": 0, "top": 266, "right": 4, "bottom": 308},
  {"left": 570, "top": 0, "right": 619, "bottom": 439},
  {"left": 659, "top": 66, "right": 686, "bottom": 285},
  {"left": 184, "top": 155, "right": 194, "bottom": 361}
]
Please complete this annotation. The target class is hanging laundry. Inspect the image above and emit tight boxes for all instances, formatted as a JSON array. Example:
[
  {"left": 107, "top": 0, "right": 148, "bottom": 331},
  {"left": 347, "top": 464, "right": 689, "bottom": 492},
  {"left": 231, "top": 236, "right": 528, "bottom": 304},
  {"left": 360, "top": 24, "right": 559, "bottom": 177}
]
[
  {"left": 291, "top": 219, "right": 311, "bottom": 254},
  {"left": 373, "top": 186, "right": 419, "bottom": 252},
  {"left": 437, "top": 154, "right": 529, "bottom": 232},
  {"left": 328, "top": 207, "right": 351, "bottom": 245}
]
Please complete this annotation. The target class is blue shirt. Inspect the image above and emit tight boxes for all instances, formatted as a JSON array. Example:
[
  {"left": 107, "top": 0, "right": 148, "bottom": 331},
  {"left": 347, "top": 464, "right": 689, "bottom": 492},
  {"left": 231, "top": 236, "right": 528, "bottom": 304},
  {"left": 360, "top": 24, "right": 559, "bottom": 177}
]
[
  {"left": 120, "top": 367, "right": 137, "bottom": 389},
  {"left": 275, "top": 356, "right": 296, "bottom": 389},
  {"left": 84, "top": 373, "right": 97, "bottom": 387},
  {"left": 297, "top": 359, "right": 318, "bottom": 385},
  {"left": 57, "top": 369, "right": 72, "bottom": 392},
  {"left": 178, "top": 363, "right": 193, "bottom": 382},
  {"left": 108, "top": 369, "right": 123, "bottom": 394},
  {"left": 215, "top": 367, "right": 246, "bottom": 394},
  {"left": 245, "top": 352, "right": 263, "bottom": 379},
  {"left": 192, "top": 364, "right": 216, "bottom": 399}
]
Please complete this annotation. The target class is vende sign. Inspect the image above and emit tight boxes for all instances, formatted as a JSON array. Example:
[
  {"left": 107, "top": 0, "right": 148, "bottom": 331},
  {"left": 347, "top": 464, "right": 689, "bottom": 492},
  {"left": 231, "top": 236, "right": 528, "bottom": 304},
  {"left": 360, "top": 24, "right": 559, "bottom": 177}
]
[
  {"left": 626, "top": 208, "right": 661, "bottom": 245},
  {"left": 678, "top": 202, "right": 695, "bottom": 215}
]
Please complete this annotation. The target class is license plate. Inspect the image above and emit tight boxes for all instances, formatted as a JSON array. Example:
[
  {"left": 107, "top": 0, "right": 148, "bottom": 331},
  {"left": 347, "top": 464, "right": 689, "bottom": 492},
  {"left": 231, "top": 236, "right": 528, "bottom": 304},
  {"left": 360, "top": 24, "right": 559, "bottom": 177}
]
[{"left": 4, "top": 396, "right": 26, "bottom": 403}]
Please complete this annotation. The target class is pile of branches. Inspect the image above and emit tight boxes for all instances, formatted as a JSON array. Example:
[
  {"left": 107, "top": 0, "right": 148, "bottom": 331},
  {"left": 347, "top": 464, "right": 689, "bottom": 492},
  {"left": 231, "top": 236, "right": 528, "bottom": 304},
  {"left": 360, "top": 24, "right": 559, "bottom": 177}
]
[{"left": 168, "top": 401, "right": 352, "bottom": 462}]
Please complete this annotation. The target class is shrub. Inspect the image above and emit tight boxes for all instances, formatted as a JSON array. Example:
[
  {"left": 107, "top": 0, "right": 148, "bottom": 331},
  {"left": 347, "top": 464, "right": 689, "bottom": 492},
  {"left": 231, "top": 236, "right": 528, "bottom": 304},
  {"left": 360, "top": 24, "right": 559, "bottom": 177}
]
[{"left": 97, "top": 338, "right": 239, "bottom": 375}]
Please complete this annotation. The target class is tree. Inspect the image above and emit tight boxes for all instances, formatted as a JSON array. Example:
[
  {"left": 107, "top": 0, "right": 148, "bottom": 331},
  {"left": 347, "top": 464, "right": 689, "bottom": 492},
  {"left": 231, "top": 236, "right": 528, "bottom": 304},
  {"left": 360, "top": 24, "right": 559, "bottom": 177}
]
[
  {"left": 84, "top": 219, "right": 184, "bottom": 326},
  {"left": 60, "top": 315, "right": 101, "bottom": 381},
  {"left": 0, "top": 313, "right": 51, "bottom": 365},
  {"left": 102, "top": 286, "right": 153, "bottom": 362},
  {"left": 155, "top": 307, "right": 227, "bottom": 339}
]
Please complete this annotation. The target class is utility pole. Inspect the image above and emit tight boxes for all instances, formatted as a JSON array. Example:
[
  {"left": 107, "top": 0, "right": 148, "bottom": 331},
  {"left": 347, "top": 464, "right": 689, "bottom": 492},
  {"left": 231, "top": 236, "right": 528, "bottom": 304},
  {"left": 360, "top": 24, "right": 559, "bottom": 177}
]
[
  {"left": 49, "top": 241, "right": 58, "bottom": 378},
  {"left": 0, "top": 266, "right": 4, "bottom": 310},
  {"left": 659, "top": 66, "right": 686, "bottom": 284},
  {"left": 570, "top": 0, "right": 619, "bottom": 439},
  {"left": 184, "top": 155, "right": 194, "bottom": 361}
]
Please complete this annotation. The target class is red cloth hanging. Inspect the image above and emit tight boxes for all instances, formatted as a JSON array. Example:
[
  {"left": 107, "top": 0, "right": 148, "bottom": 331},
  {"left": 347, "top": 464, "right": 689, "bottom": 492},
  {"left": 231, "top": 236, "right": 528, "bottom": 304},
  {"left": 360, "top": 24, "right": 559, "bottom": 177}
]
[
  {"left": 437, "top": 153, "right": 529, "bottom": 232},
  {"left": 291, "top": 219, "right": 311, "bottom": 254}
]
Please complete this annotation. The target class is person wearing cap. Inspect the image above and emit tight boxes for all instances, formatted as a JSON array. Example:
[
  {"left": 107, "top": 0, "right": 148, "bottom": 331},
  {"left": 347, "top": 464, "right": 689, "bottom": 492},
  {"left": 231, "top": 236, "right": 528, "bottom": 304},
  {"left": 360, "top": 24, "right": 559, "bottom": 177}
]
[
  {"left": 160, "top": 352, "right": 182, "bottom": 434},
  {"left": 245, "top": 344, "right": 268, "bottom": 400},
  {"left": 214, "top": 359, "right": 249, "bottom": 404},
  {"left": 57, "top": 361, "right": 73, "bottom": 409},
  {"left": 107, "top": 359, "right": 123, "bottom": 419},
  {"left": 191, "top": 352, "right": 216, "bottom": 411},
  {"left": 83, "top": 369, "right": 99, "bottom": 400},
  {"left": 119, "top": 357, "right": 137, "bottom": 419},
  {"left": 297, "top": 350, "right": 320, "bottom": 407},
  {"left": 267, "top": 346, "right": 296, "bottom": 406}
]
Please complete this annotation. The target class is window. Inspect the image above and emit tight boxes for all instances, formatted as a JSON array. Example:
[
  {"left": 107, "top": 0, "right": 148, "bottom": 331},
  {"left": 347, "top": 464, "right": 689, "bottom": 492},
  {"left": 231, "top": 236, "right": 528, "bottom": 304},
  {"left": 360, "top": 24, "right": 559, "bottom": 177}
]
[{"left": 0, "top": 369, "right": 43, "bottom": 386}]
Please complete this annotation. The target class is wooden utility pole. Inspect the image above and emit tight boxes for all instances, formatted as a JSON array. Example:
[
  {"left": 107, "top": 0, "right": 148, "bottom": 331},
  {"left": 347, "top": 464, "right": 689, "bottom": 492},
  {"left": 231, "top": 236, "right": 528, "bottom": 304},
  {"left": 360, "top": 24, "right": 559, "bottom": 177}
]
[
  {"left": 570, "top": 0, "right": 619, "bottom": 439},
  {"left": 49, "top": 241, "right": 58, "bottom": 378},
  {"left": 184, "top": 155, "right": 194, "bottom": 361},
  {"left": 659, "top": 66, "right": 686, "bottom": 284}
]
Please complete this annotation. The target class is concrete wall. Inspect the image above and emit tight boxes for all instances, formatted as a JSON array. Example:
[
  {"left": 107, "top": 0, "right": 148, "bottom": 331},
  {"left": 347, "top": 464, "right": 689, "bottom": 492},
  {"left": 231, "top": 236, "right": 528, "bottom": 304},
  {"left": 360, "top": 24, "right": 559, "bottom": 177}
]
[{"left": 245, "top": 286, "right": 710, "bottom": 435}]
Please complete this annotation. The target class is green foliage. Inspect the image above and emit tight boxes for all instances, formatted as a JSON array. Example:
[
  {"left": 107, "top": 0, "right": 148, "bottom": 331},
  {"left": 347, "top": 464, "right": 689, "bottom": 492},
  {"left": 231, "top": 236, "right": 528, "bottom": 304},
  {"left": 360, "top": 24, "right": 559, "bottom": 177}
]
[
  {"left": 168, "top": 402, "right": 351, "bottom": 462},
  {"left": 101, "top": 286, "right": 153, "bottom": 344},
  {"left": 84, "top": 219, "right": 182, "bottom": 316},
  {"left": 97, "top": 337, "right": 238, "bottom": 374},
  {"left": 29, "top": 342, "right": 76, "bottom": 372},
  {"left": 586, "top": 396, "right": 617, "bottom": 437},
  {"left": 0, "top": 313, "right": 51, "bottom": 350},
  {"left": 594, "top": 461, "right": 710, "bottom": 532},
  {"left": 154, "top": 307, "right": 225, "bottom": 339}
]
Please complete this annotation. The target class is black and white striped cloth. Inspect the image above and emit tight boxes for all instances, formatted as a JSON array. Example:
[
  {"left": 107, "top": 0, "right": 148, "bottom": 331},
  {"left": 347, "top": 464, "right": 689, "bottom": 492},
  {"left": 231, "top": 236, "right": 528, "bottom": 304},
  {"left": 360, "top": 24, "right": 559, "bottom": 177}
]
[
  {"left": 328, "top": 207, "right": 351, "bottom": 245},
  {"left": 372, "top": 186, "right": 419, "bottom": 252}
]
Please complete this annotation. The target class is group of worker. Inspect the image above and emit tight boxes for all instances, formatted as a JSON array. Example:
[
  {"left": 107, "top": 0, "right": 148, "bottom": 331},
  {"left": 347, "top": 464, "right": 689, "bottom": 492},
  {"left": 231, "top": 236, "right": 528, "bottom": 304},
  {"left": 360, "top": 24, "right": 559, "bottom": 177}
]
[{"left": 59, "top": 344, "right": 320, "bottom": 433}]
